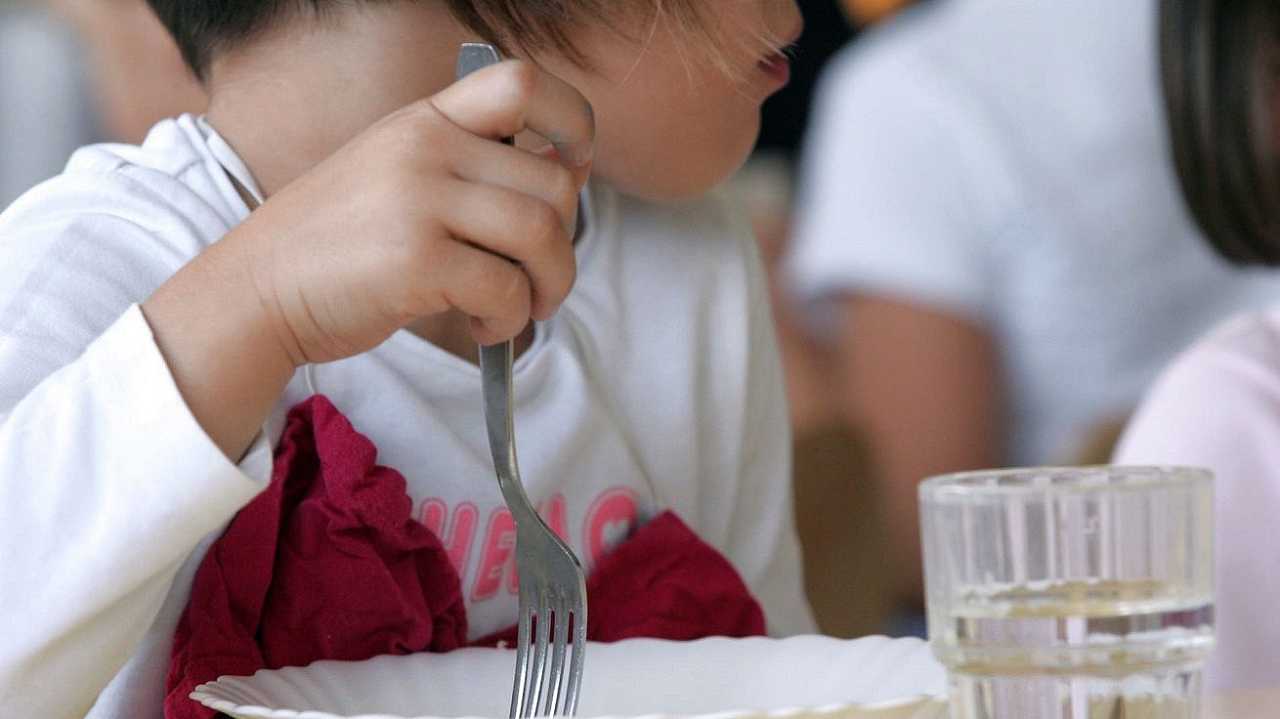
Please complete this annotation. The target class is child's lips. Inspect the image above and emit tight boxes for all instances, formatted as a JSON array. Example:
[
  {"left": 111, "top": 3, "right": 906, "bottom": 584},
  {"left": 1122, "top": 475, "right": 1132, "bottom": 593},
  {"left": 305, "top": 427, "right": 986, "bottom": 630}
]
[{"left": 757, "top": 52, "right": 791, "bottom": 89}]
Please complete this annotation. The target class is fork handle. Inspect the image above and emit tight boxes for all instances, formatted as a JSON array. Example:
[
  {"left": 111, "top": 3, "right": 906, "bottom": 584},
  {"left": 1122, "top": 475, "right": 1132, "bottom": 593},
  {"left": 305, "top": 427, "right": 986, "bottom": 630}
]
[
  {"left": 479, "top": 341, "right": 540, "bottom": 522},
  {"left": 460, "top": 45, "right": 540, "bottom": 524}
]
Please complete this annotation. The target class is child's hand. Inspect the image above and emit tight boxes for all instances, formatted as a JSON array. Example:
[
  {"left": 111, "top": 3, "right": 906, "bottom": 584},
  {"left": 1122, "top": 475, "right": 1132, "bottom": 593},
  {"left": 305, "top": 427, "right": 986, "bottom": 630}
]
[
  {"left": 245, "top": 59, "right": 595, "bottom": 363},
  {"left": 142, "top": 60, "right": 594, "bottom": 460}
]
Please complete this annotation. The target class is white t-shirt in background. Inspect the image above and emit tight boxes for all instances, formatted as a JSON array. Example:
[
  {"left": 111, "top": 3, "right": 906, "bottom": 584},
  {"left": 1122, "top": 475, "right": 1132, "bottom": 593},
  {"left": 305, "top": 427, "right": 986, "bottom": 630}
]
[
  {"left": 0, "top": 115, "right": 815, "bottom": 719},
  {"left": 787, "top": 0, "right": 1280, "bottom": 465},
  {"left": 0, "top": 4, "right": 98, "bottom": 209},
  {"left": 1115, "top": 310, "right": 1280, "bottom": 691}
]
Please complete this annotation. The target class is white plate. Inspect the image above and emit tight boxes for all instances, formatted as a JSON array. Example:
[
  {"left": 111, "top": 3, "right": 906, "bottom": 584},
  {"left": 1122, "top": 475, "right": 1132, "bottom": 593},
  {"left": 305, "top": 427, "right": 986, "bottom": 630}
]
[{"left": 191, "top": 635, "right": 947, "bottom": 719}]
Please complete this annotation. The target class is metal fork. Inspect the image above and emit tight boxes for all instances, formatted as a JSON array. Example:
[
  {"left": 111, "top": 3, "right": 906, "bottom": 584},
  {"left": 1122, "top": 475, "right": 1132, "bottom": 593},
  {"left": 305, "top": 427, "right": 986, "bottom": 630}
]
[
  {"left": 478, "top": 341, "right": 588, "bottom": 719},
  {"left": 462, "top": 44, "right": 588, "bottom": 719}
]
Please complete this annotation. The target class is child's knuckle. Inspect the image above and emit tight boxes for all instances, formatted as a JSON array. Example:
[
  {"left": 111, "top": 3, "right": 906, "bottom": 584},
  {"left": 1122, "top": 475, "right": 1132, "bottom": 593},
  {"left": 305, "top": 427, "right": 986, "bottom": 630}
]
[
  {"left": 499, "top": 268, "right": 532, "bottom": 314},
  {"left": 526, "top": 201, "right": 563, "bottom": 250},
  {"left": 400, "top": 96, "right": 435, "bottom": 121},
  {"left": 496, "top": 60, "right": 538, "bottom": 108},
  {"left": 408, "top": 103, "right": 451, "bottom": 141},
  {"left": 403, "top": 230, "right": 443, "bottom": 273},
  {"left": 548, "top": 165, "right": 576, "bottom": 206},
  {"left": 551, "top": 259, "right": 576, "bottom": 304},
  {"left": 389, "top": 259, "right": 429, "bottom": 314}
]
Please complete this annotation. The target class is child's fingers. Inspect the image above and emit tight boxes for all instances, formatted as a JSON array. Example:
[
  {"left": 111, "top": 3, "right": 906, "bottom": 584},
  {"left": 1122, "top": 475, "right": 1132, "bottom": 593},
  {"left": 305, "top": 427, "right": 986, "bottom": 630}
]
[
  {"left": 447, "top": 137, "right": 580, "bottom": 237},
  {"left": 437, "top": 180, "right": 576, "bottom": 321},
  {"left": 428, "top": 60, "right": 595, "bottom": 178},
  {"left": 429, "top": 239, "right": 533, "bottom": 344}
]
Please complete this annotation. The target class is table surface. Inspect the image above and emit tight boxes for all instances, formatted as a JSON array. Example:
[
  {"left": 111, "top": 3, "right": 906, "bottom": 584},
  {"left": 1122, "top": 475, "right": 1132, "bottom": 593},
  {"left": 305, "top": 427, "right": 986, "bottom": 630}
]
[{"left": 1205, "top": 688, "right": 1280, "bottom": 718}]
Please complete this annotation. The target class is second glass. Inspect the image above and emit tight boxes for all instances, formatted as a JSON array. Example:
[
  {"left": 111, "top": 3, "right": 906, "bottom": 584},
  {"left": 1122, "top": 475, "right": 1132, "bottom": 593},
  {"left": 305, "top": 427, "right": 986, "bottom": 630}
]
[{"left": 920, "top": 466, "right": 1214, "bottom": 718}]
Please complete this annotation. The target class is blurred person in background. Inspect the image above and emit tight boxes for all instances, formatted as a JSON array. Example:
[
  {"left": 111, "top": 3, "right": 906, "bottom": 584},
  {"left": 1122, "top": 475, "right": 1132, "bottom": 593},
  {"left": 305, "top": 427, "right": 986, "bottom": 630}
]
[
  {"left": 0, "top": 0, "right": 203, "bottom": 208},
  {"left": 1115, "top": 0, "right": 1280, "bottom": 691},
  {"left": 784, "top": 0, "right": 1280, "bottom": 617},
  {"left": 0, "top": 0, "right": 96, "bottom": 207},
  {"left": 49, "top": 0, "right": 205, "bottom": 142}
]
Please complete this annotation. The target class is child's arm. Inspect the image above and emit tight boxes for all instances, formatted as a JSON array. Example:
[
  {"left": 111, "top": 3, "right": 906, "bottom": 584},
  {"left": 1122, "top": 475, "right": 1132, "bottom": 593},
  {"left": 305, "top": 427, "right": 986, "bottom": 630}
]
[
  {"left": 0, "top": 60, "right": 593, "bottom": 717},
  {"left": 0, "top": 299, "right": 271, "bottom": 718}
]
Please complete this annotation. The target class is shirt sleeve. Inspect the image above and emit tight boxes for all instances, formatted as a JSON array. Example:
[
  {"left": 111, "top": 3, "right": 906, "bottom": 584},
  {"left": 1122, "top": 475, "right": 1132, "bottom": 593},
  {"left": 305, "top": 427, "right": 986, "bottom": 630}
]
[
  {"left": 1114, "top": 315, "right": 1280, "bottom": 691},
  {"left": 785, "top": 46, "right": 1018, "bottom": 325},
  {"left": 0, "top": 209, "right": 272, "bottom": 717},
  {"left": 724, "top": 216, "right": 818, "bottom": 637}
]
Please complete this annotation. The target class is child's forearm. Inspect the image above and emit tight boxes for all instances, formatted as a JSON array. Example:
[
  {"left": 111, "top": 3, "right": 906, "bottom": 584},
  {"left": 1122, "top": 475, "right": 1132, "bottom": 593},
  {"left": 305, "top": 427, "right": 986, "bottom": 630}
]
[
  {"left": 142, "top": 224, "right": 297, "bottom": 461},
  {"left": 0, "top": 304, "right": 269, "bottom": 717}
]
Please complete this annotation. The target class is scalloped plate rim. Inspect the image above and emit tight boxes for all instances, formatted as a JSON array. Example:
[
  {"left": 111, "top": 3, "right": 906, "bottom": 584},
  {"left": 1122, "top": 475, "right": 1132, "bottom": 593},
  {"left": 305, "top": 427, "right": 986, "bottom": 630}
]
[
  {"left": 188, "top": 635, "right": 948, "bottom": 719},
  {"left": 190, "top": 686, "right": 948, "bottom": 719}
]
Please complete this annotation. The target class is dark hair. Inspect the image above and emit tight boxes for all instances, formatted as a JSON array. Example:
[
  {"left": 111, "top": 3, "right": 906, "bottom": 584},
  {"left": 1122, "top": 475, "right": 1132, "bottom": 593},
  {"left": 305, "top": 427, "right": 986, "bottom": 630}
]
[
  {"left": 1161, "top": 0, "right": 1280, "bottom": 264},
  {"left": 145, "top": 0, "right": 707, "bottom": 82}
]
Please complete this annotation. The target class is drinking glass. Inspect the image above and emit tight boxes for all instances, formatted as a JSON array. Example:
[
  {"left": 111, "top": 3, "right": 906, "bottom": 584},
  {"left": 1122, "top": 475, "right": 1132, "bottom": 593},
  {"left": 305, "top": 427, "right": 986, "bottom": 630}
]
[{"left": 920, "top": 466, "right": 1214, "bottom": 718}]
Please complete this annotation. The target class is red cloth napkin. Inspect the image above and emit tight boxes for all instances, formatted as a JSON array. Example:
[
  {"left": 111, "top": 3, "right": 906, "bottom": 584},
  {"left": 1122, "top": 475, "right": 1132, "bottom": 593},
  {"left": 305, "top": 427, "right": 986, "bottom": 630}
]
[{"left": 165, "top": 395, "right": 765, "bottom": 719}]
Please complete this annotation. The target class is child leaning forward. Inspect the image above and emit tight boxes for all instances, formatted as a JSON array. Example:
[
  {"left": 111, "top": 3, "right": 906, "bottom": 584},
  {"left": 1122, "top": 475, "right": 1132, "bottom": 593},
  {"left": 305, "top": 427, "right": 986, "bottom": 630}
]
[{"left": 0, "top": 1, "right": 815, "bottom": 717}]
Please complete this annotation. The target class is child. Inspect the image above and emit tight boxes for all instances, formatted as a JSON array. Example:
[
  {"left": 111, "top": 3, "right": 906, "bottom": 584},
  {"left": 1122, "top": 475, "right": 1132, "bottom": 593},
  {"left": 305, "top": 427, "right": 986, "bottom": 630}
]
[
  {"left": 0, "top": 1, "right": 813, "bottom": 716},
  {"left": 1114, "top": 0, "right": 1280, "bottom": 692}
]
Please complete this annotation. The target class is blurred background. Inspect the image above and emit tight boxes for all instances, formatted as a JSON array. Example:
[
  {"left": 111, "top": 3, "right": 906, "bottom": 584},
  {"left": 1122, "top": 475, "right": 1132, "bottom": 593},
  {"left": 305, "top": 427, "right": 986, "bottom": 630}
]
[{"left": 5, "top": 0, "right": 1279, "bottom": 640}]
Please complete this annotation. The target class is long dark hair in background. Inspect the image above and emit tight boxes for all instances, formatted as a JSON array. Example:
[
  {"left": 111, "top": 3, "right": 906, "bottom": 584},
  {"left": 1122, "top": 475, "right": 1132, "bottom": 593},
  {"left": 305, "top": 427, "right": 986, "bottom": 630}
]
[{"left": 1161, "top": 0, "right": 1280, "bottom": 264}]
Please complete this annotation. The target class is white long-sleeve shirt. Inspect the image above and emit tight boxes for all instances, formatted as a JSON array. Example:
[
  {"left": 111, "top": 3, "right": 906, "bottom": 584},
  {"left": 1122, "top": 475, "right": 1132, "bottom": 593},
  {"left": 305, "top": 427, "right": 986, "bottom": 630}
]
[{"left": 0, "top": 115, "right": 815, "bottom": 718}]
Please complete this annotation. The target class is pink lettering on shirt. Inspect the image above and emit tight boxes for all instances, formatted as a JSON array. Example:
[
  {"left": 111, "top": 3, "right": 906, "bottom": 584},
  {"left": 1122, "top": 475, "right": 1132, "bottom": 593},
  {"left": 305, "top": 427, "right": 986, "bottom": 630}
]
[
  {"left": 419, "top": 499, "right": 478, "bottom": 575},
  {"left": 583, "top": 488, "right": 639, "bottom": 564},
  {"left": 471, "top": 509, "right": 516, "bottom": 601},
  {"left": 418, "top": 487, "right": 642, "bottom": 603}
]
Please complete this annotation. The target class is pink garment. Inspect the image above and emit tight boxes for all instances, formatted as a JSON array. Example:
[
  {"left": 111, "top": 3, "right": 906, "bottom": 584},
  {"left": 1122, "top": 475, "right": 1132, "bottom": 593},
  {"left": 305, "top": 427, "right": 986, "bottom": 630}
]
[{"left": 1116, "top": 310, "right": 1280, "bottom": 690}]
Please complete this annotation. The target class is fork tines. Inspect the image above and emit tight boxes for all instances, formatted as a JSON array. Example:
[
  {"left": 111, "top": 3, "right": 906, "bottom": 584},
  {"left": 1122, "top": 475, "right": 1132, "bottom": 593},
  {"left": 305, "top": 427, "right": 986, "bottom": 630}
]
[{"left": 511, "top": 586, "right": 586, "bottom": 718}]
